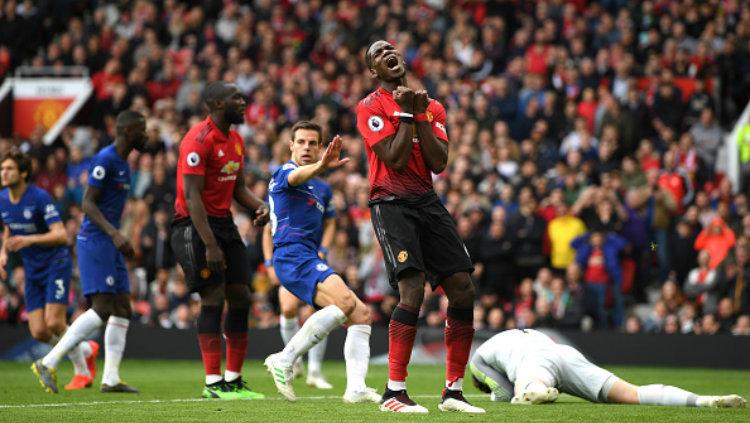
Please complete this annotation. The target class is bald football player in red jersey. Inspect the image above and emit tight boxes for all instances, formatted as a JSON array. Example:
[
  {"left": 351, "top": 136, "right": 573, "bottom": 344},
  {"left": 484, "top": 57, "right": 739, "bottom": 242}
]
[
  {"left": 355, "top": 40, "right": 484, "bottom": 414},
  {"left": 171, "top": 81, "right": 269, "bottom": 399}
]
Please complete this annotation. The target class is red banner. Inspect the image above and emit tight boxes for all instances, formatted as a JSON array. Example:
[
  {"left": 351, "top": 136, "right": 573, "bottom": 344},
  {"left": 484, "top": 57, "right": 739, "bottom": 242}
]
[
  {"left": 12, "top": 78, "right": 92, "bottom": 142},
  {"left": 14, "top": 98, "right": 74, "bottom": 138}
]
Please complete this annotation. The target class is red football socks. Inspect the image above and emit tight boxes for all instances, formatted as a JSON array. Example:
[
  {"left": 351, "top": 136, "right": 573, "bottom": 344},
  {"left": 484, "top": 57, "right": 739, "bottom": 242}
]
[
  {"left": 224, "top": 331, "right": 248, "bottom": 374},
  {"left": 197, "top": 333, "right": 222, "bottom": 376},
  {"left": 388, "top": 303, "right": 418, "bottom": 383},
  {"left": 445, "top": 307, "right": 474, "bottom": 388}
]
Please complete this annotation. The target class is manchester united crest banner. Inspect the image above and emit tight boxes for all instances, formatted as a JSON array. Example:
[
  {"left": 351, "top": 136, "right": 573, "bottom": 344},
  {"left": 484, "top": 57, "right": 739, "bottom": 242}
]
[{"left": 12, "top": 78, "right": 92, "bottom": 144}]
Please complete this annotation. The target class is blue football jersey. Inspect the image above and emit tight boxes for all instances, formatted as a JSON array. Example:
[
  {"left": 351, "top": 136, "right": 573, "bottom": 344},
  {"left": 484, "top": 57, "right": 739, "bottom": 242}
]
[
  {"left": 0, "top": 185, "right": 68, "bottom": 270},
  {"left": 268, "top": 161, "right": 335, "bottom": 250},
  {"left": 79, "top": 144, "right": 131, "bottom": 237}
]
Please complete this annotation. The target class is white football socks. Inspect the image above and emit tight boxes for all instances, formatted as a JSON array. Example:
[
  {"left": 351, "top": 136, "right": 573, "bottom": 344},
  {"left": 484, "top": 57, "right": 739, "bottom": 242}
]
[
  {"left": 42, "top": 309, "right": 103, "bottom": 369},
  {"left": 206, "top": 374, "right": 223, "bottom": 385},
  {"left": 101, "top": 316, "right": 129, "bottom": 386},
  {"left": 224, "top": 370, "right": 241, "bottom": 383},
  {"left": 279, "top": 315, "right": 300, "bottom": 345},
  {"left": 344, "top": 324, "right": 371, "bottom": 393},
  {"left": 446, "top": 378, "right": 464, "bottom": 391},
  {"left": 387, "top": 380, "right": 406, "bottom": 391},
  {"left": 79, "top": 339, "right": 93, "bottom": 357},
  {"left": 307, "top": 336, "right": 327, "bottom": 376},
  {"left": 637, "top": 384, "right": 699, "bottom": 406},
  {"left": 68, "top": 342, "right": 90, "bottom": 376},
  {"left": 278, "top": 305, "right": 345, "bottom": 367}
]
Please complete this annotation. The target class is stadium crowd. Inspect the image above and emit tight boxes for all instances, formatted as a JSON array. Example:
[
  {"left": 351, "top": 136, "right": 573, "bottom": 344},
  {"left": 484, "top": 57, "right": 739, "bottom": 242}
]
[{"left": 1, "top": 0, "right": 750, "bottom": 336}]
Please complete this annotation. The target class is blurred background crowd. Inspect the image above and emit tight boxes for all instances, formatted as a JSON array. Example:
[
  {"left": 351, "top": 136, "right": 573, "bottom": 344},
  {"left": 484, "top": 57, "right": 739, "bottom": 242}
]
[{"left": 1, "top": 0, "right": 750, "bottom": 336}]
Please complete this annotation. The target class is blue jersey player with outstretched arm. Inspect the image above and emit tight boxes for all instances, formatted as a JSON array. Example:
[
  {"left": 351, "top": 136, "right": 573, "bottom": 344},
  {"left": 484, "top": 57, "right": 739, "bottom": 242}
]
[
  {"left": 262, "top": 144, "right": 337, "bottom": 391},
  {"left": 263, "top": 120, "right": 380, "bottom": 404},
  {"left": 33, "top": 110, "right": 147, "bottom": 394},
  {"left": 0, "top": 150, "right": 98, "bottom": 392}
]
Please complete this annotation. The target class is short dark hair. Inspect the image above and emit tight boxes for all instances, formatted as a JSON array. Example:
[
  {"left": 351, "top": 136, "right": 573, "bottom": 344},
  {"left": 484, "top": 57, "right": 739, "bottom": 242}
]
[
  {"left": 1, "top": 149, "right": 31, "bottom": 182},
  {"left": 202, "top": 81, "right": 230, "bottom": 110},
  {"left": 116, "top": 110, "right": 144, "bottom": 134},
  {"left": 365, "top": 41, "right": 377, "bottom": 70},
  {"left": 290, "top": 121, "right": 323, "bottom": 144},
  {"left": 471, "top": 375, "right": 491, "bottom": 394},
  {"left": 365, "top": 40, "right": 388, "bottom": 70}
]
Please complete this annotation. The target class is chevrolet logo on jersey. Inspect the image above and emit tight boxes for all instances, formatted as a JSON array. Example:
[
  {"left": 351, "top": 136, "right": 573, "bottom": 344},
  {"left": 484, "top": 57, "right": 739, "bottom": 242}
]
[{"left": 220, "top": 161, "right": 240, "bottom": 174}]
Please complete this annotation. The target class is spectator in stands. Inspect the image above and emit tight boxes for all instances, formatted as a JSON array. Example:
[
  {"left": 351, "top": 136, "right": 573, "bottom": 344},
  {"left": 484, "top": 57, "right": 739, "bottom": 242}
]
[
  {"left": 670, "top": 218, "right": 701, "bottom": 284},
  {"left": 663, "top": 314, "right": 680, "bottom": 334},
  {"left": 573, "top": 229, "right": 627, "bottom": 328},
  {"left": 624, "top": 315, "right": 642, "bottom": 334},
  {"left": 678, "top": 302, "right": 698, "bottom": 334},
  {"left": 486, "top": 307, "right": 505, "bottom": 332},
  {"left": 547, "top": 200, "right": 586, "bottom": 274},
  {"left": 658, "top": 148, "right": 693, "bottom": 215},
  {"left": 725, "top": 246, "right": 750, "bottom": 316},
  {"left": 716, "top": 298, "right": 736, "bottom": 333},
  {"left": 684, "top": 250, "right": 722, "bottom": 315},
  {"left": 660, "top": 280, "right": 684, "bottom": 315},
  {"left": 733, "top": 315, "right": 750, "bottom": 336},
  {"left": 476, "top": 219, "right": 515, "bottom": 305},
  {"left": 689, "top": 108, "right": 723, "bottom": 180},
  {"left": 694, "top": 217, "right": 736, "bottom": 269},
  {"left": 644, "top": 300, "right": 668, "bottom": 333},
  {"left": 508, "top": 188, "right": 547, "bottom": 280}
]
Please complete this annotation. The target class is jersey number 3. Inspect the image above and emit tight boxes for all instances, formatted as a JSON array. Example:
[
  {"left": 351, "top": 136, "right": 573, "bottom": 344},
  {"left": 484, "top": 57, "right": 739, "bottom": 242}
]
[{"left": 54, "top": 279, "right": 65, "bottom": 300}]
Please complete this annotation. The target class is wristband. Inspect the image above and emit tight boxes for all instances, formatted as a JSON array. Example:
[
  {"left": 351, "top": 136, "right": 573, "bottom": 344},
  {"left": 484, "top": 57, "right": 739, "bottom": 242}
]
[
  {"left": 318, "top": 246, "right": 329, "bottom": 256},
  {"left": 415, "top": 113, "right": 429, "bottom": 122},
  {"left": 393, "top": 111, "right": 414, "bottom": 118},
  {"left": 399, "top": 116, "right": 414, "bottom": 124},
  {"left": 264, "top": 259, "right": 273, "bottom": 268}
]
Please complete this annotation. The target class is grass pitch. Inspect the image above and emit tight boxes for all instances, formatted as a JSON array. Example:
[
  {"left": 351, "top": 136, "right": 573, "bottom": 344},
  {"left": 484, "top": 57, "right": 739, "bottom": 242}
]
[{"left": 0, "top": 359, "right": 748, "bottom": 422}]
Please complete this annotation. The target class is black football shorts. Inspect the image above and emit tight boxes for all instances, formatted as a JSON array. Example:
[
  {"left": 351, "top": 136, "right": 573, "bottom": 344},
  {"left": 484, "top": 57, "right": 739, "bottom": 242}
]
[
  {"left": 370, "top": 199, "right": 474, "bottom": 289},
  {"left": 171, "top": 216, "right": 250, "bottom": 292}
]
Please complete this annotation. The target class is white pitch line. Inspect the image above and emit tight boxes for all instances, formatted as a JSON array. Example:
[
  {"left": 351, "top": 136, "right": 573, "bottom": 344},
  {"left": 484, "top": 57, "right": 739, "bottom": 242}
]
[{"left": 0, "top": 394, "right": 484, "bottom": 410}]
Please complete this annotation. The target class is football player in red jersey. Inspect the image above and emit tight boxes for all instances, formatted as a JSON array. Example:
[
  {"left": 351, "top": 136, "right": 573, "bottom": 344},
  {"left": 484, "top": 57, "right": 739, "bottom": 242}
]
[
  {"left": 355, "top": 40, "right": 484, "bottom": 414},
  {"left": 171, "top": 81, "right": 269, "bottom": 399}
]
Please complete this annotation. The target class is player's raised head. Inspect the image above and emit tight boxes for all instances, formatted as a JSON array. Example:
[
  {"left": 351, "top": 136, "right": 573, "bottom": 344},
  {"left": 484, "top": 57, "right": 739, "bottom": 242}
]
[
  {"left": 203, "top": 81, "right": 246, "bottom": 125},
  {"left": 0, "top": 148, "right": 31, "bottom": 186},
  {"left": 365, "top": 40, "right": 406, "bottom": 82},
  {"left": 116, "top": 110, "right": 147, "bottom": 151},
  {"left": 289, "top": 120, "right": 323, "bottom": 165}
]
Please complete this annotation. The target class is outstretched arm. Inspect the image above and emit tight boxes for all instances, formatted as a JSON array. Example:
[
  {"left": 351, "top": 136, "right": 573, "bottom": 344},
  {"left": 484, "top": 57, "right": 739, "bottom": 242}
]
[{"left": 287, "top": 135, "right": 350, "bottom": 186}]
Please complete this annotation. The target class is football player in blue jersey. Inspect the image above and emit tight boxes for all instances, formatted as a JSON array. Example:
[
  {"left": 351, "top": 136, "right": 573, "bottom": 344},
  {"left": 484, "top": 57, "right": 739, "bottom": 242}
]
[
  {"left": 0, "top": 150, "right": 98, "bottom": 391},
  {"left": 33, "top": 110, "right": 146, "bottom": 394},
  {"left": 263, "top": 121, "right": 380, "bottom": 404},
  {"left": 262, "top": 167, "right": 336, "bottom": 390}
]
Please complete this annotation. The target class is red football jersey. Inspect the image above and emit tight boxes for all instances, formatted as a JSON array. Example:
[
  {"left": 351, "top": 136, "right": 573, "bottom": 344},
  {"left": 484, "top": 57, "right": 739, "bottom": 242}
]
[
  {"left": 174, "top": 117, "right": 244, "bottom": 219},
  {"left": 356, "top": 87, "right": 449, "bottom": 201}
]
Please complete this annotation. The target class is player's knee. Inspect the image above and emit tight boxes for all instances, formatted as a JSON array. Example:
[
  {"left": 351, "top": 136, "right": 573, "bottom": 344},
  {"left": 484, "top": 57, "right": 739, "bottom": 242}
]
[
  {"left": 44, "top": 315, "right": 67, "bottom": 335},
  {"left": 337, "top": 290, "right": 356, "bottom": 316},
  {"left": 226, "top": 285, "right": 251, "bottom": 308},
  {"left": 445, "top": 274, "right": 475, "bottom": 308},
  {"left": 113, "top": 296, "right": 132, "bottom": 319},
  {"left": 280, "top": 305, "right": 298, "bottom": 319},
  {"left": 400, "top": 285, "right": 425, "bottom": 309},
  {"left": 30, "top": 327, "right": 51, "bottom": 342},
  {"left": 91, "top": 302, "right": 112, "bottom": 321},
  {"left": 199, "top": 284, "right": 225, "bottom": 306},
  {"left": 349, "top": 302, "right": 372, "bottom": 325},
  {"left": 397, "top": 269, "right": 426, "bottom": 308}
]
